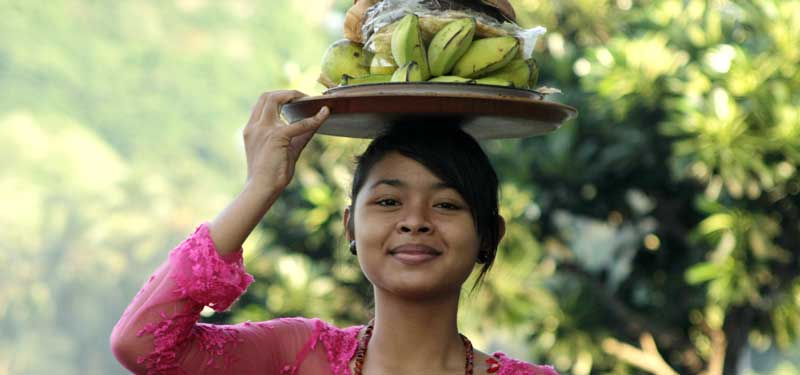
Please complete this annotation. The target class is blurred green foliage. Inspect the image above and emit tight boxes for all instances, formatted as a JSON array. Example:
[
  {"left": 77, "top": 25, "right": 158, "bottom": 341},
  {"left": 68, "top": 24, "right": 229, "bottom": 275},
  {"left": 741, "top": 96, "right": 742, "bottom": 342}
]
[{"left": 1, "top": 0, "right": 798, "bottom": 374}]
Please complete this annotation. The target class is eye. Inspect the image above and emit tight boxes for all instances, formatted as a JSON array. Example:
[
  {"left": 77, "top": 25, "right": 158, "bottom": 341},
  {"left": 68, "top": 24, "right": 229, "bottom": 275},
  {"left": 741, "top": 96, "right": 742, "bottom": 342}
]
[
  {"left": 436, "top": 202, "right": 461, "bottom": 210},
  {"left": 376, "top": 198, "right": 400, "bottom": 207}
]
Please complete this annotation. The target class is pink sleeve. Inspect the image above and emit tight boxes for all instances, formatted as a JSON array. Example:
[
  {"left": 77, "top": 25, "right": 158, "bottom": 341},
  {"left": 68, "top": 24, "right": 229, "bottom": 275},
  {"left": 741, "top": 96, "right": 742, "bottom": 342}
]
[
  {"left": 109, "top": 223, "right": 313, "bottom": 374},
  {"left": 494, "top": 352, "right": 560, "bottom": 375}
]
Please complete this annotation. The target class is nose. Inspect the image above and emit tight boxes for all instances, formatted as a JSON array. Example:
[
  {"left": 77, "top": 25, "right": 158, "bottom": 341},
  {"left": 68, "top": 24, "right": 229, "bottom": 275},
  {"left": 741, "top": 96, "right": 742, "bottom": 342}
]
[
  {"left": 397, "top": 203, "right": 433, "bottom": 234},
  {"left": 399, "top": 223, "right": 431, "bottom": 233}
]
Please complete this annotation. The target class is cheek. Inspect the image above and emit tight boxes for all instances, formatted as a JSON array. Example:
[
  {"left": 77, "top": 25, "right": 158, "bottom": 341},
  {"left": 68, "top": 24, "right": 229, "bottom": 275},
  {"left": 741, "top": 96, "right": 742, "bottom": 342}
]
[
  {"left": 352, "top": 207, "right": 389, "bottom": 246},
  {"left": 449, "top": 217, "right": 480, "bottom": 246},
  {"left": 352, "top": 210, "right": 389, "bottom": 284},
  {"left": 352, "top": 206, "right": 368, "bottom": 234},
  {"left": 459, "top": 230, "right": 481, "bottom": 263}
]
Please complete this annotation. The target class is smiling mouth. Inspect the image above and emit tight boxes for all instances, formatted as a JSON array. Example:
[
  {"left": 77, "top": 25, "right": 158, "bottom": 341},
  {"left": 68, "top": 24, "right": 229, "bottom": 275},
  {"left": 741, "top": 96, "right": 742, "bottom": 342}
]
[
  {"left": 390, "top": 252, "right": 441, "bottom": 265},
  {"left": 388, "top": 244, "right": 442, "bottom": 265}
]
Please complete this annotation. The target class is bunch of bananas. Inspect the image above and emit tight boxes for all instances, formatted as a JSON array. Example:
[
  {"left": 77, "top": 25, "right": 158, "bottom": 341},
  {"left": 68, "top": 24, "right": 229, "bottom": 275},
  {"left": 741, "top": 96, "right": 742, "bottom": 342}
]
[{"left": 318, "top": 13, "right": 538, "bottom": 90}]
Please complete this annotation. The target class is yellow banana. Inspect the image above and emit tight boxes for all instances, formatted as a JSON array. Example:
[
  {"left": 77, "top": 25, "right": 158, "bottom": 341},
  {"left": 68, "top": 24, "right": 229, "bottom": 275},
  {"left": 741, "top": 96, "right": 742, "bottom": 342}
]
[
  {"left": 319, "top": 39, "right": 370, "bottom": 88},
  {"left": 369, "top": 53, "right": 397, "bottom": 75},
  {"left": 427, "top": 18, "right": 476, "bottom": 77},
  {"left": 340, "top": 74, "right": 393, "bottom": 86},
  {"left": 428, "top": 75, "right": 475, "bottom": 83},
  {"left": 451, "top": 36, "right": 519, "bottom": 78},
  {"left": 473, "top": 77, "right": 515, "bottom": 87},
  {"left": 480, "top": 58, "right": 538, "bottom": 88},
  {"left": 391, "top": 61, "right": 425, "bottom": 82},
  {"left": 473, "top": 77, "right": 514, "bottom": 87},
  {"left": 391, "top": 14, "right": 430, "bottom": 81}
]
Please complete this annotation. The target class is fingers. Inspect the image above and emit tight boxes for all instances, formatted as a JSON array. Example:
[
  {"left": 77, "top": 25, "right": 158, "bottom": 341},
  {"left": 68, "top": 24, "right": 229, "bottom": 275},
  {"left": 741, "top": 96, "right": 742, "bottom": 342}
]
[
  {"left": 288, "top": 125, "right": 318, "bottom": 160},
  {"left": 282, "top": 106, "right": 330, "bottom": 139},
  {"left": 257, "top": 90, "right": 307, "bottom": 126},
  {"left": 248, "top": 92, "right": 270, "bottom": 124}
]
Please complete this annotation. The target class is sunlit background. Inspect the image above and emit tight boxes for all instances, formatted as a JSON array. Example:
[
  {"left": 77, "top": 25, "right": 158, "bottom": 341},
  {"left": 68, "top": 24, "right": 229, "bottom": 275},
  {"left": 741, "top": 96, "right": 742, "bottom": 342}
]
[{"left": 2, "top": 0, "right": 799, "bottom": 374}]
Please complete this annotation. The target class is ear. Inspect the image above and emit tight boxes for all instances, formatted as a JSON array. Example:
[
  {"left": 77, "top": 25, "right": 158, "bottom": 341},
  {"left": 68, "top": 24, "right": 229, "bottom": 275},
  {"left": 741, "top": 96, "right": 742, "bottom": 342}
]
[
  {"left": 343, "top": 206, "right": 353, "bottom": 242},
  {"left": 498, "top": 215, "right": 506, "bottom": 242}
]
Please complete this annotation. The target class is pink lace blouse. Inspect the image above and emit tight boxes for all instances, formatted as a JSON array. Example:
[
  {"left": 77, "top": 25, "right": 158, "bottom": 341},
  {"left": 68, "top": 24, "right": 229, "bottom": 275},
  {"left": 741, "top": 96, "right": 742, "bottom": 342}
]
[{"left": 110, "top": 223, "right": 559, "bottom": 375}]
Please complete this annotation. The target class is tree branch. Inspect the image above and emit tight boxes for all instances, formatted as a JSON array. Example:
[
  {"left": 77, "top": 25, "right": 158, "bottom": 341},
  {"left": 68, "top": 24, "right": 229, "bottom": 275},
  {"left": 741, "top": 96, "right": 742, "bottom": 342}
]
[
  {"left": 558, "top": 261, "right": 705, "bottom": 371},
  {"left": 602, "top": 332, "right": 680, "bottom": 375},
  {"left": 558, "top": 262, "right": 685, "bottom": 345},
  {"left": 699, "top": 327, "right": 726, "bottom": 375}
]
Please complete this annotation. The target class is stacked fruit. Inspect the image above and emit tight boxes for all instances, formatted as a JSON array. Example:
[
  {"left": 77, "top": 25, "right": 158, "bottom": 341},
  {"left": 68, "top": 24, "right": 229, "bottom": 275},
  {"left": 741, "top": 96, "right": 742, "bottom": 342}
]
[{"left": 318, "top": 13, "right": 538, "bottom": 90}]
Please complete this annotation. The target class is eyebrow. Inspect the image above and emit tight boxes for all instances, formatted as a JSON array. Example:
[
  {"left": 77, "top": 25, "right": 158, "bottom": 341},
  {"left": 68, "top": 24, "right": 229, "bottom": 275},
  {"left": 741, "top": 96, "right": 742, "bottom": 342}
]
[{"left": 369, "top": 178, "right": 455, "bottom": 191}]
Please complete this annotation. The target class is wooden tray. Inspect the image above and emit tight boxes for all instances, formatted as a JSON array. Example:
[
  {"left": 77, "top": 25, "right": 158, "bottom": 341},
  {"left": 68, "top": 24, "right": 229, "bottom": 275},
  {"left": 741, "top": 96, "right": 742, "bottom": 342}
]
[{"left": 280, "top": 83, "right": 577, "bottom": 139}]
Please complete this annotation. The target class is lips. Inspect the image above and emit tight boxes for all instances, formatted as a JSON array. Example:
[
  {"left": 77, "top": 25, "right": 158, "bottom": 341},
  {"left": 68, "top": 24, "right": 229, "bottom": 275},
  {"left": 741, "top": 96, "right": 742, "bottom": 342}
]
[{"left": 389, "top": 244, "right": 442, "bottom": 265}]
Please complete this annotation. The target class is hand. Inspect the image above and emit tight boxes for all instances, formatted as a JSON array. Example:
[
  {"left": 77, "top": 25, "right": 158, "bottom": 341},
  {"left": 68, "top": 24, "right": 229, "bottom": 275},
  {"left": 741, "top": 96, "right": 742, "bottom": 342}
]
[{"left": 243, "top": 90, "right": 330, "bottom": 193}]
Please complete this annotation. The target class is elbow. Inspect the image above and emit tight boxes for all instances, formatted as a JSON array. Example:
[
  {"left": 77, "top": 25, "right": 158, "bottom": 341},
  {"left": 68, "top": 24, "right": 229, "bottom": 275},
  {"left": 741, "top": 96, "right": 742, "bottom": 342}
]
[{"left": 110, "top": 332, "right": 146, "bottom": 374}]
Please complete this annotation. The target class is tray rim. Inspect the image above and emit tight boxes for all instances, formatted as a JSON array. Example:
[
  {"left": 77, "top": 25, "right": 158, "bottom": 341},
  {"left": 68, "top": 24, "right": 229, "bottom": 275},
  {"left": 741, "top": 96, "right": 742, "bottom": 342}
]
[
  {"left": 322, "top": 82, "right": 551, "bottom": 99},
  {"left": 281, "top": 84, "right": 578, "bottom": 139}
]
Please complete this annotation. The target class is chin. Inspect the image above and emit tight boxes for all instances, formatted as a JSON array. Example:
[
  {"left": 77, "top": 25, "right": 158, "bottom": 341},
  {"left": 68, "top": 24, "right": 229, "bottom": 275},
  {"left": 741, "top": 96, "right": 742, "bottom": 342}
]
[
  {"left": 362, "top": 260, "right": 472, "bottom": 300},
  {"left": 387, "top": 286, "right": 450, "bottom": 300},
  {"left": 380, "top": 277, "right": 464, "bottom": 300}
]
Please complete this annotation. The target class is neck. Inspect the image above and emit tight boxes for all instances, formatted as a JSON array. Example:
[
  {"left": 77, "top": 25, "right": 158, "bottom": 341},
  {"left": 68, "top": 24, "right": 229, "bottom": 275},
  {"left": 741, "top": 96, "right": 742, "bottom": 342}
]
[{"left": 366, "top": 288, "right": 466, "bottom": 372}]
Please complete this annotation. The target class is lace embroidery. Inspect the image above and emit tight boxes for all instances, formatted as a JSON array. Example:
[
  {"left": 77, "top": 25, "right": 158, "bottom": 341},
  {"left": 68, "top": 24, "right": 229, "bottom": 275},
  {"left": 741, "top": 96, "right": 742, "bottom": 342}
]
[
  {"left": 280, "top": 318, "right": 323, "bottom": 375},
  {"left": 135, "top": 312, "right": 245, "bottom": 374},
  {"left": 193, "top": 323, "right": 245, "bottom": 369},
  {"left": 279, "top": 318, "right": 362, "bottom": 375},
  {"left": 493, "top": 352, "right": 559, "bottom": 375},
  {"left": 317, "top": 319, "right": 361, "bottom": 375},
  {"left": 134, "top": 223, "right": 253, "bottom": 374},
  {"left": 272, "top": 319, "right": 558, "bottom": 375},
  {"left": 136, "top": 309, "right": 196, "bottom": 375},
  {"left": 168, "top": 223, "right": 254, "bottom": 312}
]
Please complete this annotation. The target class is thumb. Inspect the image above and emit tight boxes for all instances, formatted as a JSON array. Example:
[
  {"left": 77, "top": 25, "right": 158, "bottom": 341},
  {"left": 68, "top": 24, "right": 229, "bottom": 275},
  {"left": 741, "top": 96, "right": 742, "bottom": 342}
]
[
  {"left": 283, "top": 106, "right": 329, "bottom": 139},
  {"left": 288, "top": 128, "right": 316, "bottom": 160}
]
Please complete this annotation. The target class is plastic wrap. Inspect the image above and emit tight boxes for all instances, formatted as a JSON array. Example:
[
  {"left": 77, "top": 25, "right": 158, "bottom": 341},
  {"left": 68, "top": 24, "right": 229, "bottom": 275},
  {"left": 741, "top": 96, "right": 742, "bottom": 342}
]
[{"left": 360, "top": 0, "right": 546, "bottom": 61}]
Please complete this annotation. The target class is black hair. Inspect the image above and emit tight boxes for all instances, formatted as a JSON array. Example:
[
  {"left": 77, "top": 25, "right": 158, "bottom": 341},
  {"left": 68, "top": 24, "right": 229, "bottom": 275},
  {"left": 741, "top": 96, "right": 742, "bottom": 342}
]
[{"left": 346, "top": 121, "right": 502, "bottom": 291}]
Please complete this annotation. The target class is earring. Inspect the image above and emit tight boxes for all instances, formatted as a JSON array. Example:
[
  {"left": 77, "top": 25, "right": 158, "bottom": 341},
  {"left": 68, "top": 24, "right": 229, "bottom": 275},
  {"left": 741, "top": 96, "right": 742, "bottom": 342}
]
[{"left": 349, "top": 240, "right": 357, "bottom": 255}]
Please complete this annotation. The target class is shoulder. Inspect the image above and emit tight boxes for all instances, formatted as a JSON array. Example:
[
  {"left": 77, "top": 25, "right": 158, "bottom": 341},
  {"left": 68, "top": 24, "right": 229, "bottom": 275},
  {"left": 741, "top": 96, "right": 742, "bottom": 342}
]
[
  {"left": 492, "top": 352, "right": 560, "bottom": 375},
  {"left": 276, "top": 317, "right": 361, "bottom": 340},
  {"left": 249, "top": 317, "right": 362, "bottom": 375},
  {"left": 282, "top": 317, "right": 363, "bottom": 373},
  {"left": 309, "top": 318, "right": 363, "bottom": 357},
  {"left": 250, "top": 317, "right": 362, "bottom": 342}
]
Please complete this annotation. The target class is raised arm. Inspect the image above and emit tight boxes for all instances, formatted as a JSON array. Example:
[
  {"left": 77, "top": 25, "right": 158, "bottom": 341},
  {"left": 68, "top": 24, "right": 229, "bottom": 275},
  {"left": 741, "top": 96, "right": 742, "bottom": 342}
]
[
  {"left": 211, "top": 90, "right": 330, "bottom": 256},
  {"left": 109, "top": 91, "right": 330, "bottom": 374}
]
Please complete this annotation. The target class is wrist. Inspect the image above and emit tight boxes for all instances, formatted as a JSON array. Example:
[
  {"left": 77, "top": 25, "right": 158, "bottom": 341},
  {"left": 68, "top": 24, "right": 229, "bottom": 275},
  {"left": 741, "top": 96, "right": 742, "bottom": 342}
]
[{"left": 243, "top": 178, "right": 282, "bottom": 204}]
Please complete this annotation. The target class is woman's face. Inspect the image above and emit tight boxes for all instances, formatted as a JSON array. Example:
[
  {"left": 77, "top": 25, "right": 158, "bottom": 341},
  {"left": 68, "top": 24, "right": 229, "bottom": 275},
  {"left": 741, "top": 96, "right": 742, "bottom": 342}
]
[{"left": 344, "top": 152, "right": 481, "bottom": 300}]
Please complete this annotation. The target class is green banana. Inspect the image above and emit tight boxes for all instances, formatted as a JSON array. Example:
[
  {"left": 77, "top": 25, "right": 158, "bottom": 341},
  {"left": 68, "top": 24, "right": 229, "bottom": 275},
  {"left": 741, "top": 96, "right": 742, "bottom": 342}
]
[
  {"left": 451, "top": 36, "right": 519, "bottom": 78},
  {"left": 427, "top": 18, "right": 476, "bottom": 77},
  {"left": 480, "top": 58, "right": 538, "bottom": 88},
  {"left": 319, "top": 39, "right": 370, "bottom": 88},
  {"left": 391, "top": 13, "right": 430, "bottom": 81},
  {"left": 369, "top": 53, "right": 397, "bottom": 75},
  {"left": 340, "top": 74, "right": 393, "bottom": 86},
  {"left": 473, "top": 77, "right": 515, "bottom": 87},
  {"left": 428, "top": 75, "right": 475, "bottom": 83},
  {"left": 391, "top": 61, "right": 425, "bottom": 82}
]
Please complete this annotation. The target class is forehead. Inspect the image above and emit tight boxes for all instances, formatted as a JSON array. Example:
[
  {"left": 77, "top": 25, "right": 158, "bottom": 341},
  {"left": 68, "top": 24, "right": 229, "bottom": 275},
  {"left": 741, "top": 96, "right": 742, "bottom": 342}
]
[{"left": 364, "top": 153, "right": 451, "bottom": 189}]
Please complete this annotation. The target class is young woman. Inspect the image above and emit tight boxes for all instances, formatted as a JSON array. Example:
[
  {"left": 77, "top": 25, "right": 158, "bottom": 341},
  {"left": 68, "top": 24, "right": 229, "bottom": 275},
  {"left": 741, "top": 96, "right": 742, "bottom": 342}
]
[{"left": 110, "top": 90, "right": 559, "bottom": 375}]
